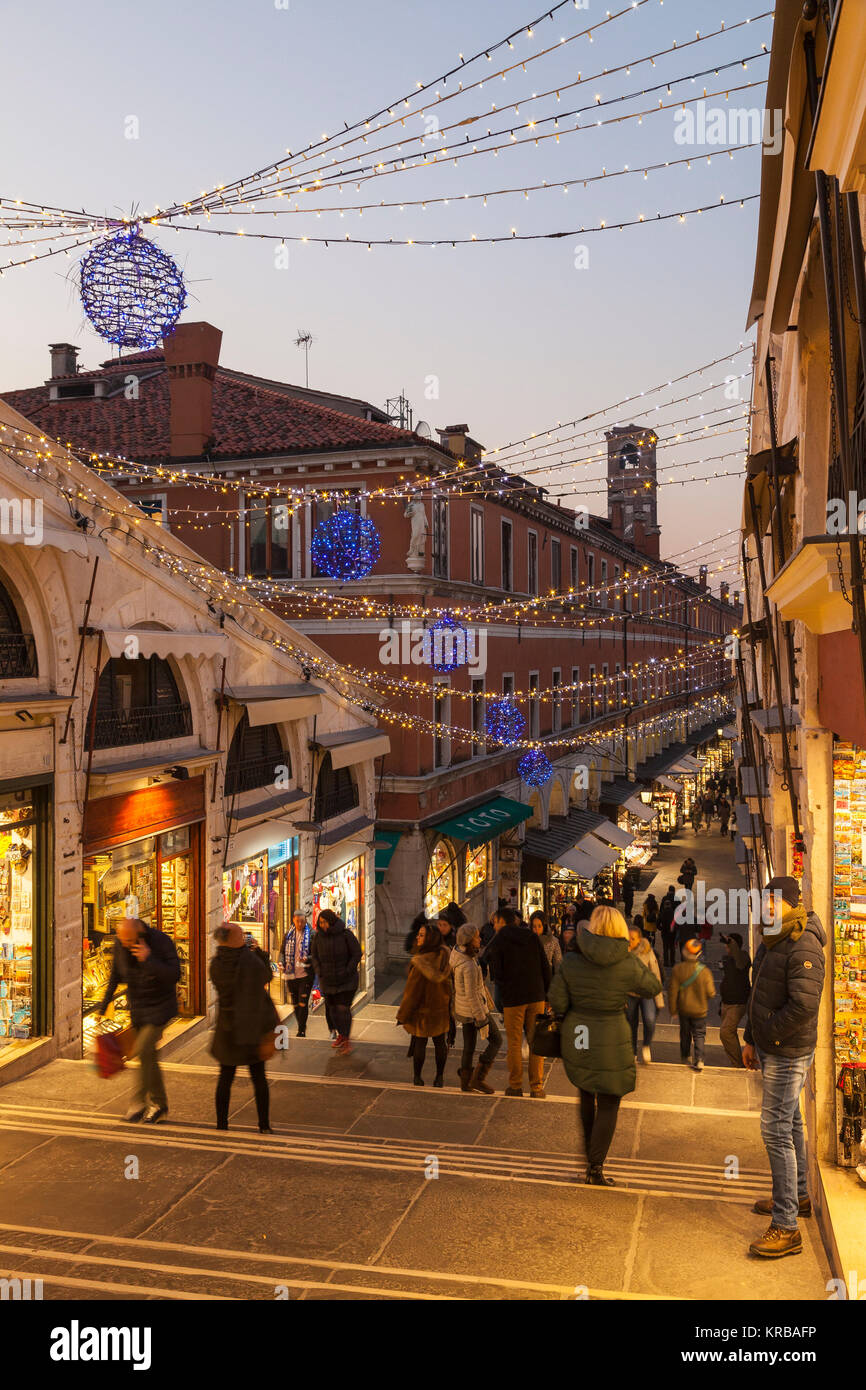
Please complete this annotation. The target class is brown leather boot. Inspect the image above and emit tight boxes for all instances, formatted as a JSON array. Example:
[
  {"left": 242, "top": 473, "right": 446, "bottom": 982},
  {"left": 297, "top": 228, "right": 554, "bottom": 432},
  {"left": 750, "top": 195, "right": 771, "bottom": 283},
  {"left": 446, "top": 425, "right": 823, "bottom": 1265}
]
[
  {"left": 470, "top": 1063, "right": 495, "bottom": 1095},
  {"left": 458, "top": 1068, "right": 472, "bottom": 1092},
  {"left": 748, "top": 1224, "right": 803, "bottom": 1258},
  {"left": 752, "top": 1195, "right": 812, "bottom": 1218}
]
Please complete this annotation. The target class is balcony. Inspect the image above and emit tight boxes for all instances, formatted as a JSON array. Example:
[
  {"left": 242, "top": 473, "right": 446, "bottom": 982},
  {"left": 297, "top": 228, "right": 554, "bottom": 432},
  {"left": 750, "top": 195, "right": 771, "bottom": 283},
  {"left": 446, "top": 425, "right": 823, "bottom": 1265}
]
[
  {"left": 225, "top": 750, "right": 289, "bottom": 798},
  {"left": 0, "top": 633, "right": 37, "bottom": 679},
  {"left": 93, "top": 702, "right": 193, "bottom": 749},
  {"left": 314, "top": 784, "right": 360, "bottom": 823}
]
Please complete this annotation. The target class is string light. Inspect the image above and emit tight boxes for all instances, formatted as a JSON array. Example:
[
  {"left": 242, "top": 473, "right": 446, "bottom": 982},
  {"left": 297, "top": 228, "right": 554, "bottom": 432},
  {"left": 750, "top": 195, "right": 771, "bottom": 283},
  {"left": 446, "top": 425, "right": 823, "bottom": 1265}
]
[{"left": 79, "top": 227, "right": 186, "bottom": 349}]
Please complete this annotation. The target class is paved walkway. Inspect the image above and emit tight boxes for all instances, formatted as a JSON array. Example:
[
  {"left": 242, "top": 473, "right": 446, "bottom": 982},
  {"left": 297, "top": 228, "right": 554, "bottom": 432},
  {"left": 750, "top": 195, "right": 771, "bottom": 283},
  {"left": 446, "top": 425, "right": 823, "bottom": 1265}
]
[{"left": 0, "top": 827, "right": 832, "bottom": 1300}]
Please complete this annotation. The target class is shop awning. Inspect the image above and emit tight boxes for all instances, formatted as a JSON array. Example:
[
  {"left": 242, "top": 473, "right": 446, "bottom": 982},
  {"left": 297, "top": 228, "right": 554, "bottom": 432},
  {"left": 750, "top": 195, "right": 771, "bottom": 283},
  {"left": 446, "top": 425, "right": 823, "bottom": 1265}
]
[
  {"left": 312, "top": 726, "right": 391, "bottom": 769},
  {"left": 591, "top": 818, "right": 633, "bottom": 849},
  {"left": 750, "top": 706, "right": 800, "bottom": 735},
  {"left": 720, "top": 724, "right": 738, "bottom": 739},
  {"left": 734, "top": 803, "right": 762, "bottom": 842},
  {"left": 579, "top": 835, "right": 620, "bottom": 868},
  {"left": 102, "top": 629, "right": 229, "bottom": 661},
  {"left": 555, "top": 845, "right": 609, "bottom": 879},
  {"left": 432, "top": 796, "right": 532, "bottom": 849},
  {"left": 226, "top": 814, "right": 303, "bottom": 865},
  {"left": 374, "top": 829, "right": 401, "bottom": 884},
  {"left": 741, "top": 765, "right": 769, "bottom": 801},
  {"left": 671, "top": 755, "right": 701, "bottom": 773},
  {"left": 624, "top": 794, "right": 655, "bottom": 823},
  {"left": 228, "top": 787, "right": 306, "bottom": 825},
  {"left": 225, "top": 683, "right": 324, "bottom": 724},
  {"left": 654, "top": 775, "right": 683, "bottom": 792},
  {"left": 320, "top": 813, "right": 373, "bottom": 847},
  {"left": 0, "top": 519, "right": 108, "bottom": 561}
]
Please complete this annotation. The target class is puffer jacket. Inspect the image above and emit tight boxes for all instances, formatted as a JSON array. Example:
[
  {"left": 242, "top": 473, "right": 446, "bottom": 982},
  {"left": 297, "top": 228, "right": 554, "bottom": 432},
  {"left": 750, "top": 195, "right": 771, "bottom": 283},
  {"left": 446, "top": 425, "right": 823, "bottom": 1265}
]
[
  {"left": 668, "top": 955, "right": 716, "bottom": 1018},
  {"left": 744, "top": 909, "right": 826, "bottom": 1057},
  {"left": 449, "top": 946, "right": 490, "bottom": 1025},
  {"left": 397, "top": 947, "right": 453, "bottom": 1037},
  {"left": 100, "top": 924, "right": 180, "bottom": 1028},
  {"left": 548, "top": 927, "right": 661, "bottom": 1097},
  {"left": 309, "top": 919, "right": 362, "bottom": 995}
]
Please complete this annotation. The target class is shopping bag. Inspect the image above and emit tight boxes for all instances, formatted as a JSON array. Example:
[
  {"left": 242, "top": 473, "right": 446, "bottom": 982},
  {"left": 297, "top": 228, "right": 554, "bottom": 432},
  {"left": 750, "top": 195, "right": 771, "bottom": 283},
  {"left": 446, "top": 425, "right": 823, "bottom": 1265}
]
[{"left": 93, "top": 1031, "right": 127, "bottom": 1079}]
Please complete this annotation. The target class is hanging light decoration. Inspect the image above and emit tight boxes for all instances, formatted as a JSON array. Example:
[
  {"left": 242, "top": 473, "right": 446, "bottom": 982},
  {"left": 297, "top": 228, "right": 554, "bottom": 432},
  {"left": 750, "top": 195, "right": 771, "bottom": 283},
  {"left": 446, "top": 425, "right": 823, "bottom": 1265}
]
[
  {"left": 425, "top": 611, "right": 470, "bottom": 672},
  {"left": 484, "top": 697, "right": 525, "bottom": 745},
  {"left": 518, "top": 749, "right": 554, "bottom": 786},
  {"left": 79, "top": 225, "right": 187, "bottom": 349},
  {"left": 311, "top": 510, "right": 381, "bottom": 581}
]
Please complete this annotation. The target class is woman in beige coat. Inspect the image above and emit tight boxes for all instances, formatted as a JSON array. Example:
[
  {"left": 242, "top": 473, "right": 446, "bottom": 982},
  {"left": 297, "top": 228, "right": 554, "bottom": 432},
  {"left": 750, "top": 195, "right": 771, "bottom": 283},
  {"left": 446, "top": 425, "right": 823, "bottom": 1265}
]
[
  {"left": 397, "top": 923, "right": 454, "bottom": 1087},
  {"left": 627, "top": 922, "right": 664, "bottom": 1064}
]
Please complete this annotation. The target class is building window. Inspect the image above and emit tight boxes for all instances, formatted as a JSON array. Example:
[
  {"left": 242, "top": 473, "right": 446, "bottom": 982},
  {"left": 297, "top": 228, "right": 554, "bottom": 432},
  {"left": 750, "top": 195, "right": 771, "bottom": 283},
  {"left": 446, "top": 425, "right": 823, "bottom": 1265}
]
[
  {"left": 433, "top": 681, "right": 451, "bottom": 769},
  {"left": 615, "top": 663, "right": 622, "bottom": 708},
  {"left": 471, "top": 677, "right": 485, "bottom": 756},
  {"left": 247, "top": 496, "right": 291, "bottom": 577},
  {"left": 501, "top": 521, "right": 513, "bottom": 592},
  {"left": 470, "top": 507, "right": 484, "bottom": 585},
  {"left": 464, "top": 842, "right": 489, "bottom": 895},
  {"left": 90, "top": 655, "right": 191, "bottom": 749},
  {"left": 587, "top": 553, "right": 595, "bottom": 591},
  {"left": 570, "top": 546, "right": 579, "bottom": 591},
  {"left": 571, "top": 666, "right": 580, "bottom": 725},
  {"left": 589, "top": 665, "right": 597, "bottom": 716},
  {"left": 503, "top": 673, "right": 515, "bottom": 699},
  {"left": 432, "top": 496, "right": 449, "bottom": 578},
  {"left": 529, "top": 671, "right": 540, "bottom": 738},
  {"left": 314, "top": 753, "right": 359, "bottom": 822},
  {"left": 614, "top": 564, "right": 621, "bottom": 609},
  {"left": 226, "top": 715, "right": 290, "bottom": 797},
  {"left": 0, "top": 577, "right": 37, "bottom": 679},
  {"left": 552, "top": 668, "right": 562, "bottom": 733},
  {"left": 133, "top": 495, "right": 169, "bottom": 529},
  {"left": 600, "top": 558, "right": 608, "bottom": 606},
  {"left": 602, "top": 662, "right": 609, "bottom": 713},
  {"left": 551, "top": 539, "right": 561, "bottom": 593},
  {"left": 527, "top": 531, "right": 538, "bottom": 596},
  {"left": 426, "top": 840, "right": 456, "bottom": 918}
]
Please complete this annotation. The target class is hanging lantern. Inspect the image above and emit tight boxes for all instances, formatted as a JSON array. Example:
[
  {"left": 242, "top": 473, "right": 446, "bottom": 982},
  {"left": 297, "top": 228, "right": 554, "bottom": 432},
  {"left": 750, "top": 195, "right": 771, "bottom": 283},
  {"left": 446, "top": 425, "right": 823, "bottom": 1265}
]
[
  {"left": 311, "top": 510, "right": 381, "bottom": 581},
  {"left": 518, "top": 750, "right": 554, "bottom": 787},
  {"left": 425, "top": 611, "right": 470, "bottom": 672},
  {"left": 79, "top": 226, "right": 187, "bottom": 349},
  {"left": 484, "top": 697, "right": 525, "bottom": 745}
]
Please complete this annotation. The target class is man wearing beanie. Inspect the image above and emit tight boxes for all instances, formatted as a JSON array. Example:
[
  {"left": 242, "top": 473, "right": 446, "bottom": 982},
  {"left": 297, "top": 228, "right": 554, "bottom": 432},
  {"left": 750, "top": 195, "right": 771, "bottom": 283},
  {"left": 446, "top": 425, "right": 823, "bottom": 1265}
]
[
  {"left": 743, "top": 876, "right": 826, "bottom": 1260},
  {"left": 668, "top": 938, "right": 716, "bottom": 1071}
]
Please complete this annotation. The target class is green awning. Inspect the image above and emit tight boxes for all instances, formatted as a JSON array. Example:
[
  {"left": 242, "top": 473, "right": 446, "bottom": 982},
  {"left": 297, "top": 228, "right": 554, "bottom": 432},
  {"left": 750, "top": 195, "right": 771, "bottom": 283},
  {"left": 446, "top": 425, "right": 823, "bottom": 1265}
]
[
  {"left": 432, "top": 796, "right": 532, "bottom": 849},
  {"left": 374, "top": 829, "right": 401, "bottom": 884}
]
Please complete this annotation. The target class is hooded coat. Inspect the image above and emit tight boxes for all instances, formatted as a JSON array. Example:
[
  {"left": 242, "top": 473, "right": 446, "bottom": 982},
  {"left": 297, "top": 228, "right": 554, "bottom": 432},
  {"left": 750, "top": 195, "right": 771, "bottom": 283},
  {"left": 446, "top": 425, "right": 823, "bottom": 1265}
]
[
  {"left": 209, "top": 944, "right": 279, "bottom": 1066},
  {"left": 628, "top": 937, "right": 664, "bottom": 1009},
  {"left": 547, "top": 927, "right": 662, "bottom": 1096},
  {"left": 744, "top": 908, "right": 826, "bottom": 1057},
  {"left": 397, "top": 946, "right": 453, "bottom": 1037},
  {"left": 309, "top": 918, "right": 362, "bottom": 996}
]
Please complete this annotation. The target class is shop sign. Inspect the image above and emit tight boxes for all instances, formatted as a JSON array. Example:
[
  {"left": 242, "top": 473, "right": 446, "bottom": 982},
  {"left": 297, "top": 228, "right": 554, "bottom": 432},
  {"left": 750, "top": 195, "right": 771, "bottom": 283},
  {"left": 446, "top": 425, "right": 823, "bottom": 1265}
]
[{"left": 83, "top": 776, "right": 205, "bottom": 851}]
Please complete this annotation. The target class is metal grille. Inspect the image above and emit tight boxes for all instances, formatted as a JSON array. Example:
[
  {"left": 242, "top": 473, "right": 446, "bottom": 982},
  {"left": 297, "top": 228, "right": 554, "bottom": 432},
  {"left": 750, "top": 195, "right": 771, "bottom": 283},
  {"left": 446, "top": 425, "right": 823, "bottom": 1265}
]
[
  {"left": 93, "top": 702, "right": 192, "bottom": 749},
  {"left": 0, "top": 633, "right": 37, "bottom": 678}
]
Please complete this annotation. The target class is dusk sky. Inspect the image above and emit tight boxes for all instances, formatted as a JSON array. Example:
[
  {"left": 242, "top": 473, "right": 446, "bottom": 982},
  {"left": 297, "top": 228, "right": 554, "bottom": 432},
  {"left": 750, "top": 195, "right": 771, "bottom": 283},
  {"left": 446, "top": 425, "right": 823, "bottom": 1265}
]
[{"left": 0, "top": 0, "right": 771, "bottom": 586}]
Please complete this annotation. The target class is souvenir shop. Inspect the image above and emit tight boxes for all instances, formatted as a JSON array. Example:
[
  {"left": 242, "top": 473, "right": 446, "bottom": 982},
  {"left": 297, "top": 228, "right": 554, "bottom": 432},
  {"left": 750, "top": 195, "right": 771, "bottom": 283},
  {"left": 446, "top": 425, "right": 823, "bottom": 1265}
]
[
  {"left": 312, "top": 852, "right": 365, "bottom": 992},
  {"left": 0, "top": 777, "right": 51, "bottom": 1057},
  {"left": 222, "top": 836, "right": 301, "bottom": 963},
  {"left": 521, "top": 850, "right": 614, "bottom": 921},
  {"left": 830, "top": 743, "right": 866, "bottom": 1178},
  {"left": 616, "top": 795, "right": 656, "bottom": 871},
  {"left": 651, "top": 777, "right": 683, "bottom": 842},
  {"left": 82, "top": 778, "right": 206, "bottom": 1046},
  {"left": 424, "top": 834, "right": 495, "bottom": 918}
]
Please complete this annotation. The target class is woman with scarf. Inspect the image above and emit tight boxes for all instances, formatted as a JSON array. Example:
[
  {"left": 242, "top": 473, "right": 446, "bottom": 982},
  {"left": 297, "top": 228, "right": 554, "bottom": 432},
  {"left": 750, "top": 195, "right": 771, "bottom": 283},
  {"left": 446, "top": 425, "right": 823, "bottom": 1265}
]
[
  {"left": 279, "top": 910, "right": 314, "bottom": 1038},
  {"left": 210, "top": 924, "right": 280, "bottom": 1133},
  {"left": 397, "top": 922, "right": 454, "bottom": 1086},
  {"left": 450, "top": 923, "right": 500, "bottom": 1093}
]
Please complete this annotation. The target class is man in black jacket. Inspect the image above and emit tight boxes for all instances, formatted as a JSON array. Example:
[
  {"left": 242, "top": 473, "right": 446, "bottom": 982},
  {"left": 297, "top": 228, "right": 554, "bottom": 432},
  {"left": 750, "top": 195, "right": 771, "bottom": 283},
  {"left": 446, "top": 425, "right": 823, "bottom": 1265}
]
[
  {"left": 98, "top": 917, "right": 180, "bottom": 1124},
  {"left": 485, "top": 907, "right": 551, "bottom": 1099},
  {"left": 658, "top": 885, "right": 678, "bottom": 968},
  {"left": 743, "top": 877, "right": 826, "bottom": 1259},
  {"left": 718, "top": 932, "right": 751, "bottom": 1067}
]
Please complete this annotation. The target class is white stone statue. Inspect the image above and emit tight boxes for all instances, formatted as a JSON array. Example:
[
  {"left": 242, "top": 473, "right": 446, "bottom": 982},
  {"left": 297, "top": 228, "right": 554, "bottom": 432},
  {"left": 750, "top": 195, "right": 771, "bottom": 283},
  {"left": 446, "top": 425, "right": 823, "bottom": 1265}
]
[{"left": 404, "top": 496, "right": 428, "bottom": 571}]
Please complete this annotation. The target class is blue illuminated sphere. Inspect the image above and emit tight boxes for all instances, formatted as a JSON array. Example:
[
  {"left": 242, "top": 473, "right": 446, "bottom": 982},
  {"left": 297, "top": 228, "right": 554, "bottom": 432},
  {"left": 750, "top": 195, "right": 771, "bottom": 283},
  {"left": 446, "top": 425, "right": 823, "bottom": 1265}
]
[
  {"left": 485, "top": 697, "right": 525, "bottom": 745},
  {"left": 311, "top": 511, "right": 380, "bottom": 581},
  {"left": 427, "top": 612, "right": 470, "bottom": 673},
  {"left": 79, "top": 227, "right": 187, "bottom": 349},
  {"left": 518, "top": 749, "right": 554, "bottom": 787}
]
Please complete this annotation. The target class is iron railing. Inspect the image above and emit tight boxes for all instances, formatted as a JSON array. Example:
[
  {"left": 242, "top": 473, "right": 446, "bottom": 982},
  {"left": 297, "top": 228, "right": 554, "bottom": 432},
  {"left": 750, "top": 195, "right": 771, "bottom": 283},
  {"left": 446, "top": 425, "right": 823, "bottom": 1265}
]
[
  {"left": 314, "top": 784, "right": 360, "bottom": 822},
  {"left": 0, "top": 633, "right": 37, "bottom": 679},
  {"left": 93, "top": 702, "right": 193, "bottom": 749},
  {"left": 225, "top": 751, "right": 289, "bottom": 798}
]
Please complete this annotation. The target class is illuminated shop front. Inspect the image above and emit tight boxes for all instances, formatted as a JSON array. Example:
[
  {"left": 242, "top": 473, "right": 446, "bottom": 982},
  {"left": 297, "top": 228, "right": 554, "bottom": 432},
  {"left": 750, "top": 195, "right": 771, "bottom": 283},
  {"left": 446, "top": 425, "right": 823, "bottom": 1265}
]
[
  {"left": 831, "top": 743, "right": 866, "bottom": 1171},
  {"left": 464, "top": 842, "right": 490, "bottom": 897},
  {"left": 425, "top": 839, "right": 457, "bottom": 919},
  {"left": 312, "top": 853, "right": 366, "bottom": 992},
  {"left": 82, "top": 778, "right": 205, "bottom": 1046},
  {"left": 222, "top": 836, "right": 301, "bottom": 1003},
  {"left": 426, "top": 797, "right": 531, "bottom": 919},
  {"left": 0, "top": 780, "right": 51, "bottom": 1055}
]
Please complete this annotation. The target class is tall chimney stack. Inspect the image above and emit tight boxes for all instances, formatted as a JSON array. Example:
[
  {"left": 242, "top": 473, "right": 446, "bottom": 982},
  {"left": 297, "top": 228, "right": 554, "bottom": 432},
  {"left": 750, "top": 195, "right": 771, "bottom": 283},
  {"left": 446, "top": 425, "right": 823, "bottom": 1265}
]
[
  {"left": 698, "top": 565, "right": 708, "bottom": 590},
  {"left": 720, "top": 581, "right": 729, "bottom": 603},
  {"left": 164, "top": 322, "right": 222, "bottom": 458},
  {"left": 48, "top": 343, "right": 79, "bottom": 379}
]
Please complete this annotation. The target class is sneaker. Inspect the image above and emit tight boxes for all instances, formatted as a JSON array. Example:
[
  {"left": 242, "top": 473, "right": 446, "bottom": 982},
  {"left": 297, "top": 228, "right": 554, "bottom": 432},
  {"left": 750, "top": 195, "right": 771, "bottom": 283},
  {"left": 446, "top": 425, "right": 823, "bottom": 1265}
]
[
  {"left": 752, "top": 1195, "right": 812, "bottom": 1218},
  {"left": 748, "top": 1224, "right": 803, "bottom": 1259},
  {"left": 336, "top": 1038, "right": 352, "bottom": 1056},
  {"left": 142, "top": 1105, "right": 168, "bottom": 1124},
  {"left": 504, "top": 1086, "right": 524, "bottom": 1097},
  {"left": 329, "top": 1030, "right": 338, "bottom": 1041},
  {"left": 641, "top": 1045, "right": 652, "bottom": 1065},
  {"left": 692, "top": 1060, "right": 705, "bottom": 1072},
  {"left": 331, "top": 1035, "right": 342, "bottom": 1048},
  {"left": 123, "top": 1103, "right": 146, "bottom": 1123},
  {"left": 530, "top": 1088, "right": 547, "bottom": 1100}
]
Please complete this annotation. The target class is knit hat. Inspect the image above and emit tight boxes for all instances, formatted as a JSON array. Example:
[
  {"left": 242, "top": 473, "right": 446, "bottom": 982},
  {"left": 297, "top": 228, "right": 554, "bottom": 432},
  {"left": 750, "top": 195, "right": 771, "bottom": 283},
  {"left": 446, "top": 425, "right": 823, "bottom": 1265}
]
[
  {"left": 682, "top": 939, "right": 702, "bottom": 957},
  {"left": 765, "top": 876, "right": 800, "bottom": 909},
  {"left": 456, "top": 923, "right": 477, "bottom": 948}
]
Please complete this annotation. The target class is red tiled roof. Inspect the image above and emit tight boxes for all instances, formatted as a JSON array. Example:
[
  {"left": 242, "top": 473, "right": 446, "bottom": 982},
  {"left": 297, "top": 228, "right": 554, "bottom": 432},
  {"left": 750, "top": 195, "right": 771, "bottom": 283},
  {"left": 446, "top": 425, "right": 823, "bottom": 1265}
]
[{"left": 1, "top": 350, "right": 433, "bottom": 465}]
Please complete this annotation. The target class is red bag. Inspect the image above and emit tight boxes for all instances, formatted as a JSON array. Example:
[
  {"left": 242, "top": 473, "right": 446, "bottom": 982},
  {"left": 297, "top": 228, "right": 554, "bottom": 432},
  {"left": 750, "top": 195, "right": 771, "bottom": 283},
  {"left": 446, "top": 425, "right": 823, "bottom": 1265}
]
[{"left": 94, "top": 1032, "right": 127, "bottom": 1079}]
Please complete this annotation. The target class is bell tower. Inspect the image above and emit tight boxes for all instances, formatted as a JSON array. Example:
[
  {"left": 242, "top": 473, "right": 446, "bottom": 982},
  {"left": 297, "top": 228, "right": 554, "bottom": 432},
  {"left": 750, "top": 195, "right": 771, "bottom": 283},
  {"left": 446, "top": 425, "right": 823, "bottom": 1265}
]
[{"left": 605, "top": 424, "right": 660, "bottom": 558}]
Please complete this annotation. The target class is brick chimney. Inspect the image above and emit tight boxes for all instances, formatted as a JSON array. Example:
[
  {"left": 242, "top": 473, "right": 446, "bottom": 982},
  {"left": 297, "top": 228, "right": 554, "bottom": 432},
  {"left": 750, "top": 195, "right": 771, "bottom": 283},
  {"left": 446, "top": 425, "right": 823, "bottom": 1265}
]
[
  {"left": 437, "top": 423, "right": 484, "bottom": 463},
  {"left": 163, "top": 322, "right": 222, "bottom": 458},
  {"left": 632, "top": 517, "right": 661, "bottom": 561},
  {"left": 49, "top": 343, "right": 79, "bottom": 379},
  {"left": 720, "top": 581, "right": 730, "bottom": 603},
  {"left": 698, "top": 565, "right": 708, "bottom": 590}
]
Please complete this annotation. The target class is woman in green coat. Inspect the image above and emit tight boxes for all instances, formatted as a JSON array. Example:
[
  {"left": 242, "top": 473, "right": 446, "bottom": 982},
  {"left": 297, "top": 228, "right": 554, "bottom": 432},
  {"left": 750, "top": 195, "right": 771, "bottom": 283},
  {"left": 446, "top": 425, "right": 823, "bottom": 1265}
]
[{"left": 548, "top": 904, "right": 661, "bottom": 1186}]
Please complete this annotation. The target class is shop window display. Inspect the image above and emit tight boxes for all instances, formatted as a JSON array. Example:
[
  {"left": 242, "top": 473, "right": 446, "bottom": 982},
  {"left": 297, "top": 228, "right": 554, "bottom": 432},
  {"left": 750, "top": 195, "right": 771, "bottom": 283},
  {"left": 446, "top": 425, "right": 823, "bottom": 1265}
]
[
  {"left": 425, "top": 840, "right": 456, "bottom": 918},
  {"left": 223, "top": 855, "right": 267, "bottom": 950},
  {"left": 831, "top": 743, "right": 866, "bottom": 1172},
  {"left": 0, "top": 792, "right": 35, "bottom": 1048},
  {"left": 312, "top": 856, "right": 365, "bottom": 992},
  {"left": 464, "top": 842, "right": 489, "bottom": 896},
  {"left": 83, "top": 827, "right": 195, "bottom": 1044}
]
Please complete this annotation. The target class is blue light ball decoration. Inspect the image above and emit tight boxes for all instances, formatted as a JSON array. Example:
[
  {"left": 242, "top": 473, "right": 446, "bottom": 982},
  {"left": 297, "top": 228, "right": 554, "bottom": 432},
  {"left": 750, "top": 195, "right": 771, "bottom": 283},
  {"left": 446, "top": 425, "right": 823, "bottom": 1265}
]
[
  {"left": 484, "top": 697, "right": 526, "bottom": 746},
  {"left": 518, "top": 749, "right": 554, "bottom": 787},
  {"left": 79, "top": 225, "right": 187, "bottom": 349},
  {"left": 426, "top": 611, "right": 470, "bottom": 673},
  {"left": 311, "top": 510, "right": 381, "bottom": 581}
]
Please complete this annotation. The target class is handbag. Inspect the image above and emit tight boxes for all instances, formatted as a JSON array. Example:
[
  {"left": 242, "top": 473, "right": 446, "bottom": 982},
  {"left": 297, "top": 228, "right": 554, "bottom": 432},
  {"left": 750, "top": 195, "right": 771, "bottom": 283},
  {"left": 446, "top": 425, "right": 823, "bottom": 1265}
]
[
  {"left": 93, "top": 1031, "right": 127, "bottom": 1079},
  {"left": 531, "top": 1012, "right": 561, "bottom": 1058},
  {"left": 258, "top": 991, "right": 281, "bottom": 1061}
]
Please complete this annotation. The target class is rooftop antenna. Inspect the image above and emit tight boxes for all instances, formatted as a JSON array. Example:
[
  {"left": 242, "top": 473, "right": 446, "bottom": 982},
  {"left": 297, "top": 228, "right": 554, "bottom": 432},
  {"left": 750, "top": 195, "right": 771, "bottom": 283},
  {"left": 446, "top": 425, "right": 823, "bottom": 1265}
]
[
  {"left": 386, "top": 390, "right": 414, "bottom": 431},
  {"left": 294, "top": 329, "right": 315, "bottom": 387}
]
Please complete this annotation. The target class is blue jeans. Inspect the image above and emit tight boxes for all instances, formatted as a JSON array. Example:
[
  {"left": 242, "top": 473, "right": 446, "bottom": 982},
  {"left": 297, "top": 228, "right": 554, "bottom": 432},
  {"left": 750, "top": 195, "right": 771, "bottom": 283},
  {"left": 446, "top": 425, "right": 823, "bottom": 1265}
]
[
  {"left": 757, "top": 1048, "right": 813, "bottom": 1231},
  {"left": 626, "top": 996, "right": 657, "bottom": 1051},
  {"left": 678, "top": 1014, "right": 707, "bottom": 1064}
]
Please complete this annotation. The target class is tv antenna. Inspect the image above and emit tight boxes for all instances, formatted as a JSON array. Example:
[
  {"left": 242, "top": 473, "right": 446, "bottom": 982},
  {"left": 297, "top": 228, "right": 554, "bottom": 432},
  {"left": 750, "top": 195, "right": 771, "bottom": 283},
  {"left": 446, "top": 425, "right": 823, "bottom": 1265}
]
[{"left": 294, "top": 329, "right": 315, "bottom": 387}]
